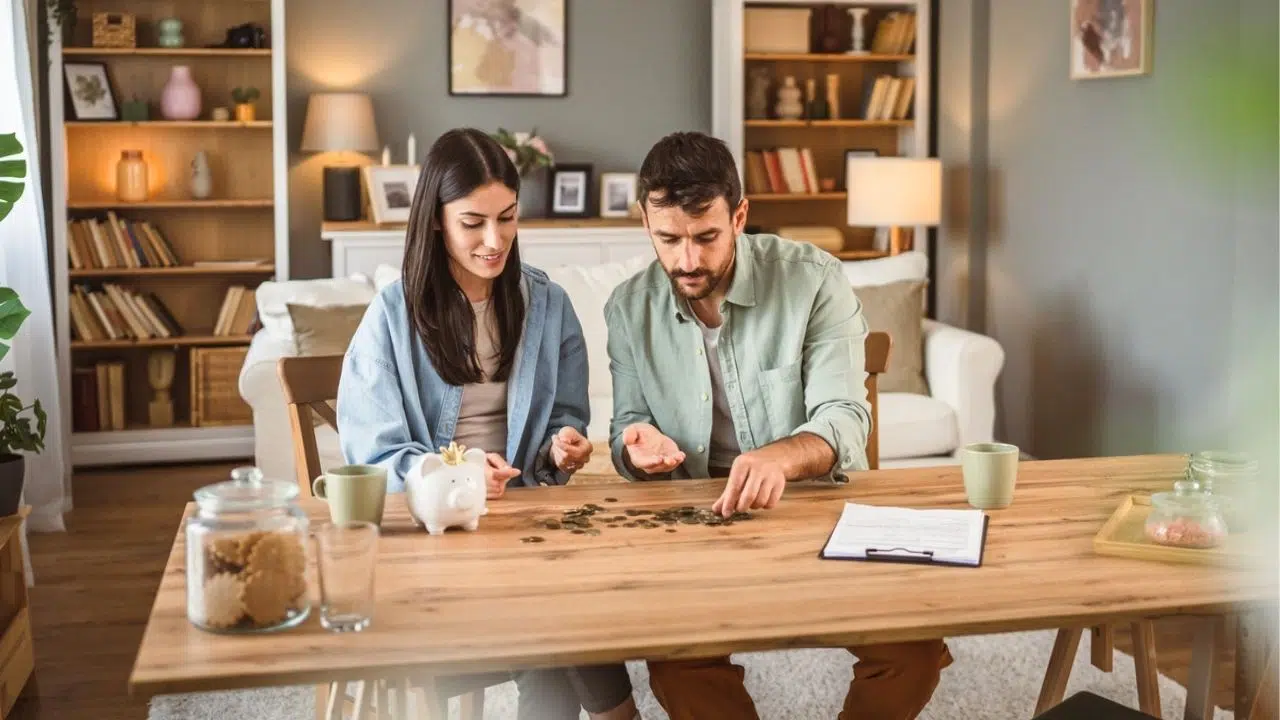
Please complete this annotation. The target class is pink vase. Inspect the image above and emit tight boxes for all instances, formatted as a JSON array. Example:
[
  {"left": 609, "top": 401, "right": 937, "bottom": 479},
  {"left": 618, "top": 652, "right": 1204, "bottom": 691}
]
[{"left": 160, "top": 66, "right": 201, "bottom": 120}]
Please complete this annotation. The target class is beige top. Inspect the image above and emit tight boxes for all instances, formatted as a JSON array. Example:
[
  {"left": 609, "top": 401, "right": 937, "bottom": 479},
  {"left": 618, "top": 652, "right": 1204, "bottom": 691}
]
[{"left": 452, "top": 298, "right": 508, "bottom": 457}]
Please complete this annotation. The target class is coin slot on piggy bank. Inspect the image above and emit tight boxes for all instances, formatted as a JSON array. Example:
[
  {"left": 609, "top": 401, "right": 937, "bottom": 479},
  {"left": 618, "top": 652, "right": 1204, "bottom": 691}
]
[{"left": 405, "top": 442, "right": 489, "bottom": 535}]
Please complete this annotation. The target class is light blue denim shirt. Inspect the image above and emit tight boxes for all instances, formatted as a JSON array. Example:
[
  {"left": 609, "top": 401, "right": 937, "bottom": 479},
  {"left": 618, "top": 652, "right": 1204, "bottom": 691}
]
[{"left": 336, "top": 264, "right": 589, "bottom": 492}]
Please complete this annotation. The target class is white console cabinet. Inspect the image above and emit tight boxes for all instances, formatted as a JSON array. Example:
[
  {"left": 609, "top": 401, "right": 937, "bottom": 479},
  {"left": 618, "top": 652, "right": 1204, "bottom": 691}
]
[{"left": 321, "top": 220, "right": 655, "bottom": 279}]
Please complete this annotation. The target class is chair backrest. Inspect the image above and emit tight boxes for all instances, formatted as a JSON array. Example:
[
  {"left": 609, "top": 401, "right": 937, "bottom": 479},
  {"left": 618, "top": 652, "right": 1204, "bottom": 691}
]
[
  {"left": 276, "top": 354, "right": 345, "bottom": 497},
  {"left": 864, "top": 331, "right": 891, "bottom": 471}
]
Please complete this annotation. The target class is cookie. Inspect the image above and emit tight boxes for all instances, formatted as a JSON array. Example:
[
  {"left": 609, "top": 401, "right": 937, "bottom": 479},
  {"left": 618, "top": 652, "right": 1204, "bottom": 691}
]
[
  {"left": 199, "top": 572, "right": 246, "bottom": 629},
  {"left": 239, "top": 570, "right": 294, "bottom": 626}
]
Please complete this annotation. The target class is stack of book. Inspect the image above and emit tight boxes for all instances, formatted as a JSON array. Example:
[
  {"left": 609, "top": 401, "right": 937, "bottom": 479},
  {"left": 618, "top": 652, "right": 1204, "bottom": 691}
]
[
  {"left": 871, "top": 10, "right": 917, "bottom": 55},
  {"left": 66, "top": 214, "right": 181, "bottom": 269},
  {"left": 71, "top": 361, "right": 126, "bottom": 432},
  {"left": 861, "top": 75, "right": 916, "bottom": 121},
  {"left": 212, "top": 285, "right": 258, "bottom": 337},
  {"left": 68, "top": 283, "right": 182, "bottom": 342},
  {"left": 743, "top": 147, "right": 821, "bottom": 195}
]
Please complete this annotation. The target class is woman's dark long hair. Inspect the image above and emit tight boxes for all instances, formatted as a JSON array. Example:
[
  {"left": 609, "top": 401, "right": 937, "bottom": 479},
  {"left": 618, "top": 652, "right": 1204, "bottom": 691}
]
[{"left": 402, "top": 128, "right": 524, "bottom": 387}]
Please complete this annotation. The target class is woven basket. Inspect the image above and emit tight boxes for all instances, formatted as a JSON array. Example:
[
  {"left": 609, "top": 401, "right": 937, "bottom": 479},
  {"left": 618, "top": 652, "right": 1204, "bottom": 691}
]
[
  {"left": 92, "top": 12, "right": 136, "bottom": 48},
  {"left": 190, "top": 346, "right": 252, "bottom": 427}
]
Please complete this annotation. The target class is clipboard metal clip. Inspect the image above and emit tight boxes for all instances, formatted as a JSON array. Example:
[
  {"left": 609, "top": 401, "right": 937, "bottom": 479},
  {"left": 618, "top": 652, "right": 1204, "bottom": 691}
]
[{"left": 866, "top": 547, "right": 935, "bottom": 560}]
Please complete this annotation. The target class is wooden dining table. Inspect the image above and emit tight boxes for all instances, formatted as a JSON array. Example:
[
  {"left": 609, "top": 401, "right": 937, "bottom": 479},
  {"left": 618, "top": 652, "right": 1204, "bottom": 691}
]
[{"left": 129, "top": 454, "right": 1277, "bottom": 717}]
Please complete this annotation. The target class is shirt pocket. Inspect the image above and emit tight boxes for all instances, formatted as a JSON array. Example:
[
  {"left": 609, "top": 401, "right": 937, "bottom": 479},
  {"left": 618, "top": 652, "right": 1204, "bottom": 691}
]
[{"left": 758, "top": 359, "right": 805, "bottom": 438}]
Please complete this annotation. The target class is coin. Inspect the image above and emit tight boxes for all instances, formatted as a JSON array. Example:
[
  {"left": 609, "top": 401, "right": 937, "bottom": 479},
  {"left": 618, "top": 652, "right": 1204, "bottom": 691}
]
[
  {"left": 521, "top": 536, "right": 545, "bottom": 543},
  {"left": 666, "top": 528, "right": 677, "bottom": 533},
  {"left": 604, "top": 497, "right": 619, "bottom": 503},
  {"left": 570, "top": 529, "right": 586, "bottom": 535}
]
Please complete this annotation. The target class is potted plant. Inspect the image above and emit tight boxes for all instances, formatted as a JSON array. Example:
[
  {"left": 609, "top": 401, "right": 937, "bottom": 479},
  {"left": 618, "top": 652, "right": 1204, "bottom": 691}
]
[
  {"left": 490, "top": 127, "right": 554, "bottom": 218},
  {"left": 231, "top": 86, "right": 260, "bottom": 122},
  {"left": 0, "top": 133, "right": 45, "bottom": 517},
  {"left": 47, "top": 0, "right": 77, "bottom": 46}
]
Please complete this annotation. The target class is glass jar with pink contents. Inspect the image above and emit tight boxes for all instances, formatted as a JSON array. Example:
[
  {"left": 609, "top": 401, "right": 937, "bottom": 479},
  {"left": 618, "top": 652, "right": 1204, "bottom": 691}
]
[{"left": 1144, "top": 478, "right": 1227, "bottom": 549}]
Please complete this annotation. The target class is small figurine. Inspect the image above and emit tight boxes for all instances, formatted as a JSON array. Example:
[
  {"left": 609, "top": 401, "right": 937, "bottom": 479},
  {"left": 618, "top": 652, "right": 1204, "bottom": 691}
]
[
  {"left": 848, "top": 8, "right": 870, "bottom": 54},
  {"left": 405, "top": 442, "right": 488, "bottom": 535},
  {"left": 775, "top": 76, "right": 803, "bottom": 120}
]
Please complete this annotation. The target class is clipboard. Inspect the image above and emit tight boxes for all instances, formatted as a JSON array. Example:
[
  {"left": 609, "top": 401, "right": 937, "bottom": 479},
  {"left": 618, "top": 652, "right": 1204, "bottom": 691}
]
[{"left": 817, "top": 504, "right": 991, "bottom": 568}]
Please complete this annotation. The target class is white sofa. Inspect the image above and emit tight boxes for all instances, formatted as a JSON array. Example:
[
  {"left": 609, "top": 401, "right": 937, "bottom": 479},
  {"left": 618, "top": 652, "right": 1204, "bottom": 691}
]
[{"left": 238, "top": 252, "right": 1004, "bottom": 485}]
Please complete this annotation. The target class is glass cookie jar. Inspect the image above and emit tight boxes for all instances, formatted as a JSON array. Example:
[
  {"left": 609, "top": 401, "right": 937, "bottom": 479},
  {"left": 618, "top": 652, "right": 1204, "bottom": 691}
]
[
  {"left": 1144, "top": 478, "right": 1228, "bottom": 549},
  {"left": 1187, "top": 450, "right": 1258, "bottom": 532},
  {"left": 186, "top": 467, "right": 311, "bottom": 633}
]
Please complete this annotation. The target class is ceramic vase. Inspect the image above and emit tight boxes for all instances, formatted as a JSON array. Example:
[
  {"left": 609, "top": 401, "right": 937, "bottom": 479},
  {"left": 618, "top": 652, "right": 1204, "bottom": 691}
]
[
  {"left": 775, "top": 76, "right": 803, "bottom": 120},
  {"left": 746, "top": 67, "right": 771, "bottom": 119},
  {"left": 116, "top": 150, "right": 148, "bottom": 202},
  {"left": 156, "top": 18, "right": 184, "bottom": 48},
  {"left": 189, "top": 150, "right": 212, "bottom": 199},
  {"left": 160, "top": 66, "right": 201, "bottom": 120},
  {"left": 517, "top": 166, "right": 548, "bottom": 218}
]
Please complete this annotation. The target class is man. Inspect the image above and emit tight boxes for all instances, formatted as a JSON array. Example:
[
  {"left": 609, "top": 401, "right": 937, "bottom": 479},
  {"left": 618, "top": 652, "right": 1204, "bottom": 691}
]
[{"left": 603, "top": 131, "right": 952, "bottom": 719}]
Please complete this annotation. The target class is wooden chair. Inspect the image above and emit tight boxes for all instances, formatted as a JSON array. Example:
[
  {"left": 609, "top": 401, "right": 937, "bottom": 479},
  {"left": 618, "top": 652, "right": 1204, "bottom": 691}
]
[
  {"left": 863, "top": 331, "right": 890, "bottom": 471},
  {"left": 277, "top": 354, "right": 485, "bottom": 720}
]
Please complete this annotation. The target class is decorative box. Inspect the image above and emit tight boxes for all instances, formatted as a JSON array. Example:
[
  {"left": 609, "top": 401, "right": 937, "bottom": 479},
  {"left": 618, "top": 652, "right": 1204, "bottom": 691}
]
[
  {"left": 744, "top": 7, "right": 811, "bottom": 54},
  {"left": 191, "top": 346, "right": 253, "bottom": 427},
  {"left": 92, "top": 12, "right": 137, "bottom": 48}
]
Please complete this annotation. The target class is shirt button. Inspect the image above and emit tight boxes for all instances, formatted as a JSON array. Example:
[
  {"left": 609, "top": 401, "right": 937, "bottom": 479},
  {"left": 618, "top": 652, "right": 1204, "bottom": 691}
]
[
  {"left": 697, "top": 445, "right": 705, "bottom": 453},
  {"left": 701, "top": 392, "right": 709, "bottom": 401},
  {"left": 697, "top": 348, "right": 704, "bottom": 356}
]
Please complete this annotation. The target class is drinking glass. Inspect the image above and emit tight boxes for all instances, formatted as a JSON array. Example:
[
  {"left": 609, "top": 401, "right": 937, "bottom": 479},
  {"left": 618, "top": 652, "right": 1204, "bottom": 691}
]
[{"left": 315, "top": 521, "right": 378, "bottom": 632}]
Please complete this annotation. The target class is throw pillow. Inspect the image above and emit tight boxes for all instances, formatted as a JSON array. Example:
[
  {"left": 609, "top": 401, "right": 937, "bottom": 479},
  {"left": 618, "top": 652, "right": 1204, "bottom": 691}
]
[
  {"left": 852, "top": 279, "right": 929, "bottom": 395},
  {"left": 286, "top": 303, "right": 369, "bottom": 357}
]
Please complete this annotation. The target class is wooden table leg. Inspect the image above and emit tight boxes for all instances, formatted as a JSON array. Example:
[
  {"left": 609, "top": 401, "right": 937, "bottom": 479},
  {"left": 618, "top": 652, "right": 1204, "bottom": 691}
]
[
  {"left": 1132, "top": 620, "right": 1162, "bottom": 718},
  {"left": 1237, "top": 608, "right": 1279, "bottom": 719},
  {"left": 1184, "top": 616, "right": 1222, "bottom": 720},
  {"left": 1036, "top": 627, "right": 1083, "bottom": 715},
  {"left": 1092, "top": 625, "right": 1115, "bottom": 672}
]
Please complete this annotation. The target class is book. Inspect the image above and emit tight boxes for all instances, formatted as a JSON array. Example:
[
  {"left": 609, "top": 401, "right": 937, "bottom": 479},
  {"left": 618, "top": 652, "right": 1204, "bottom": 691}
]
[{"left": 820, "top": 502, "right": 989, "bottom": 567}]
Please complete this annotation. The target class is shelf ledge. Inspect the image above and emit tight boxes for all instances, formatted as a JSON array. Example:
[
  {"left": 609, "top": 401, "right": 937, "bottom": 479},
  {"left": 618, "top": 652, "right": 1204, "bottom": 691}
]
[
  {"left": 71, "top": 335, "right": 254, "bottom": 350},
  {"left": 66, "top": 121, "right": 272, "bottom": 128},
  {"left": 67, "top": 199, "right": 274, "bottom": 210}
]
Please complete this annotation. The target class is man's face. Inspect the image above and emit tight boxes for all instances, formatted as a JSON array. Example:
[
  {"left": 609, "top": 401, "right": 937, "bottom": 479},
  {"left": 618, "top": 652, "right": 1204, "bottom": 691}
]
[{"left": 642, "top": 194, "right": 748, "bottom": 301}]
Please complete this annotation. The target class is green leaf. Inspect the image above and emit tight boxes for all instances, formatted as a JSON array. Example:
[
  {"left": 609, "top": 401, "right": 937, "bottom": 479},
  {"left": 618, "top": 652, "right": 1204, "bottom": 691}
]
[
  {"left": 0, "top": 373, "right": 14, "bottom": 390},
  {"left": 0, "top": 133, "right": 26, "bottom": 225},
  {"left": 34, "top": 399, "right": 46, "bottom": 441},
  {"left": 0, "top": 288, "right": 31, "bottom": 341}
]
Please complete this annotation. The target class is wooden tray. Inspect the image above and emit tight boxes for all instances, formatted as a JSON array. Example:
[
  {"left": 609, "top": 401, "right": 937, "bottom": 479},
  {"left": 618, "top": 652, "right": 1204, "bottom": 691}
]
[{"left": 1093, "top": 494, "right": 1261, "bottom": 566}]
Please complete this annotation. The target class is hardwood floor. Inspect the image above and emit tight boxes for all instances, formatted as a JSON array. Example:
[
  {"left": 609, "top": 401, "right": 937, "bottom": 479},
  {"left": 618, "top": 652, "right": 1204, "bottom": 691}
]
[{"left": 5, "top": 463, "right": 1253, "bottom": 719}]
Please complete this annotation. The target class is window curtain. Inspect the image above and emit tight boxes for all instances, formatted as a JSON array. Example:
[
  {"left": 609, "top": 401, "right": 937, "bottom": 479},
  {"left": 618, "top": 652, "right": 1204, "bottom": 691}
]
[{"left": 0, "top": 0, "right": 69, "bottom": 536}]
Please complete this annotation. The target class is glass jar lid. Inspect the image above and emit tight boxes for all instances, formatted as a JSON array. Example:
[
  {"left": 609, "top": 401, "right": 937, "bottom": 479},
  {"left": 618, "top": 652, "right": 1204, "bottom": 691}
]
[
  {"left": 194, "top": 466, "right": 299, "bottom": 513},
  {"left": 1152, "top": 479, "right": 1218, "bottom": 515}
]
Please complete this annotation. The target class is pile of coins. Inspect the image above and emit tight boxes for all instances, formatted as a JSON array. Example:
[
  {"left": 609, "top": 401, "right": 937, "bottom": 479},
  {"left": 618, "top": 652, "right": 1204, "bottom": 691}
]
[{"left": 520, "top": 498, "right": 753, "bottom": 543}]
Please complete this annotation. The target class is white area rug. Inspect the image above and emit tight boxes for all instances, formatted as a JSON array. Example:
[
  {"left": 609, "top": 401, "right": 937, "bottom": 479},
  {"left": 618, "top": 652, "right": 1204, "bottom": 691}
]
[{"left": 149, "top": 630, "right": 1233, "bottom": 719}]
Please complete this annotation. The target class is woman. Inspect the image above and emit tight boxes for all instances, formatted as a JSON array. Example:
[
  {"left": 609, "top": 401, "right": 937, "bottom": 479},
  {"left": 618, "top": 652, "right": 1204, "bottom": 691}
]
[{"left": 337, "top": 128, "right": 638, "bottom": 720}]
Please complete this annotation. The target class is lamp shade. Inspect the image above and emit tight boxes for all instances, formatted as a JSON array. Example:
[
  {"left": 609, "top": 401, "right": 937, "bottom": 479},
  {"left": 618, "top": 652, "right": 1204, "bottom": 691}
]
[
  {"left": 846, "top": 156, "right": 942, "bottom": 227},
  {"left": 300, "top": 93, "right": 380, "bottom": 153}
]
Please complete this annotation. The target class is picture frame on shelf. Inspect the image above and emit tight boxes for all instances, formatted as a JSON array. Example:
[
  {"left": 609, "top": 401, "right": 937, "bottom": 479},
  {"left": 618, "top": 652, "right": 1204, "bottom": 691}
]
[
  {"left": 598, "top": 172, "right": 637, "bottom": 218},
  {"left": 63, "top": 61, "right": 120, "bottom": 121},
  {"left": 1070, "top": 0, "right": 1153, "bottom": 80},
  {"left": 362, "top": 164, "right": 420, "bottom": 224},
  {"left": 448, "top": 0, "right": 568, "bottom": 97},
  {"left": 547, "top": 163, "right": 592, "bottom": 218}
]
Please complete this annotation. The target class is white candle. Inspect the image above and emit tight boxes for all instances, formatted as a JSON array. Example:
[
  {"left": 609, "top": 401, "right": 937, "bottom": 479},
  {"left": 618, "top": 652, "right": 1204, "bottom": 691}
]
[
  {"left": 407, "top": 133, "right": 417, "bottom": 165},
  {"left": 381, "top": 146, "right": 390, "bottom": 166}
]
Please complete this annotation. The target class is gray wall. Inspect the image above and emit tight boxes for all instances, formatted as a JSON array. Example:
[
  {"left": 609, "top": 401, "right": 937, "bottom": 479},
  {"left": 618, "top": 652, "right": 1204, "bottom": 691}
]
[
  {"left": 285, "top": 0, "right": 711, "bottom": 279},
  {"left": 937, "top": 0, "right": 1278, "bottom": 460}
]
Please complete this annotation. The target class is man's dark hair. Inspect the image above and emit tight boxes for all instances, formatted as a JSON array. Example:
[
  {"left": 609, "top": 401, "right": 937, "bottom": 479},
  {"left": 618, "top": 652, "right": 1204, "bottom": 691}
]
[{"left": 637, "top": 131, "right": 742, "bottom": 216}]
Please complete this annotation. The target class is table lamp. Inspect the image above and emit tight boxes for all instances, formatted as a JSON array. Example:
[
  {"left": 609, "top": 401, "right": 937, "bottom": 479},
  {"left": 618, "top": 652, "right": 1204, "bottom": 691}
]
[
  {"left": 300, "top": 92, "right": 380, "bottom": 222},
  {"left": 845, "top": 156, "right": 942, "bottom": 255}
]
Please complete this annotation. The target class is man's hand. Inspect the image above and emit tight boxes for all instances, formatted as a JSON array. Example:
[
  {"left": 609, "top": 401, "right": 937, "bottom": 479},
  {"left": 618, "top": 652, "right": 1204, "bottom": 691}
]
[
  {"left": 484, "top": 453, "right": 521, "bottom": 499},
  {"left": 712, "top": 450, "right": 787, "bottom": 517},
  {"left": 550, "top": 426, "right": 593, "bottom": 474},
  {"left": 622, "top": 423, "right": 685, "bottom": 475}
]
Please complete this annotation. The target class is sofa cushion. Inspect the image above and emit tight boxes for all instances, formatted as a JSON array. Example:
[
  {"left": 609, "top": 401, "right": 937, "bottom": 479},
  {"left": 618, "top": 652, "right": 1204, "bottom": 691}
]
[
  {"left": 286, "top": 302, "right": 369, "bottom": 357},
  {"left": 256, "top": 277, "right": 376, "bottom": 345},
  {"left": 840, "top": 251, "right": 928, "bottom": 286},
  {"left": 854, "top": 279, "right": 929, "bottom": 395},
  {"left": 877, "top": 392, "right": 958, "bottom": 460}
]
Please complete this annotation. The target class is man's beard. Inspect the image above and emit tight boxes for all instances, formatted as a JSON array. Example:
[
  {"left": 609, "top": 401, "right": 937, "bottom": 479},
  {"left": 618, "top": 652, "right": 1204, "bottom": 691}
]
[{"left": 668, "top": 267, "right": 724, "bottom": 301}]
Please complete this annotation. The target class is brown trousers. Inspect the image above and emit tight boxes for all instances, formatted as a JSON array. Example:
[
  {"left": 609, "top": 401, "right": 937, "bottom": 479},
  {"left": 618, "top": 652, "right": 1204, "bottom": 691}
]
[{"left": 647, "top": 639, "right": 953, "bottom": 720}]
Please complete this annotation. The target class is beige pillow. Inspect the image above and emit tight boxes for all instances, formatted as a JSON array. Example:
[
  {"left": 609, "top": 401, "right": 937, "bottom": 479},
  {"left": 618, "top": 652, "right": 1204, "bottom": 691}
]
[
  {"left": 286, "top": 303, "right": 369, "bottom": 357},
  {"left": 852, "top": 279, "right": 929, "bottom": 395}
]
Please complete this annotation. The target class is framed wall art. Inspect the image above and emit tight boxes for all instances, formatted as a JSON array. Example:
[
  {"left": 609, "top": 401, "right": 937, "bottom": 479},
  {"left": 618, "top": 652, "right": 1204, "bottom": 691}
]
[
  {"left": 1070, "top": 0, "right": 1153, "bottom": 80},
  {"left": 547, "top": 163, "right": 592, "bottom": 218},
  {"left": 449, "top": 0, "right": 568, "bottom": 96},
  {"left": 598, "top": 172, "right": 636, "bottom": 218},
  {"left": 63, "top": 61, "right": 120, "bottom": 121},
  {"left": 362, "top": 164, "right": 420, "bottom": 224}
]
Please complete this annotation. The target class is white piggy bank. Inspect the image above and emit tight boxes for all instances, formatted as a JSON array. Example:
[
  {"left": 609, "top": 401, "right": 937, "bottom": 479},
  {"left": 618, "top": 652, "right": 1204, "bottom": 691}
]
[{"left": 405, "top": 442, "right": 488, "bottom": 535}]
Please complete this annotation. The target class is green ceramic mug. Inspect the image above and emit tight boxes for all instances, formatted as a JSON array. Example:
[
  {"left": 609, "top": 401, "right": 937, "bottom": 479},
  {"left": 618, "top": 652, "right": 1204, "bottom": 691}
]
[
  {"left": 959, "top": 442, "right": 1020, "bottom": 509},
  {"left": 312, "top": 465, "right": 387, "bottom": 525}
]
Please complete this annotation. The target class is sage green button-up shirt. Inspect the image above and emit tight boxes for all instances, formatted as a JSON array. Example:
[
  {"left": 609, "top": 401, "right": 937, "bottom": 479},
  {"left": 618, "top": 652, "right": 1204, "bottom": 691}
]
[{"left": 604, "top": 232, "right": 872, "bottom": 482}]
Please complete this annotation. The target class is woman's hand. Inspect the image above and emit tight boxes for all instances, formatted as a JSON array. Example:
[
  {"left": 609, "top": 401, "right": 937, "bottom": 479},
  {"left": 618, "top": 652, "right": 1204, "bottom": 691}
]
[
  {"left": 550, "top": 426, "right": 593, "bottom": 474},
  {"left": 484, "top": 453, "right": 521, "bottom": 499}
]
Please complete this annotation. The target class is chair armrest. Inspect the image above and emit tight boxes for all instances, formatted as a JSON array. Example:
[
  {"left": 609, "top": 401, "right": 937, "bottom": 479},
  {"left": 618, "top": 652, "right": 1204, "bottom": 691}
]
[{"left": 922, "top": 319, "right": 1005, "bottom": 447}]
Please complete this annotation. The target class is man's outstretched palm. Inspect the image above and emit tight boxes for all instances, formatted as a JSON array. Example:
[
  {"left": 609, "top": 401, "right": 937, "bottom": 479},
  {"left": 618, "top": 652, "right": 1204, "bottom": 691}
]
[{"left": 623, "top": 423, "right": 686, "bottom": 474}]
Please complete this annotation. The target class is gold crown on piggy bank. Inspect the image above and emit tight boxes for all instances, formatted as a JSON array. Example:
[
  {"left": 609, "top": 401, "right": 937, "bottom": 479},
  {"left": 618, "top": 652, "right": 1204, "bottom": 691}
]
[{"left": 437, "top": 441, "right": 470, "bottom": 466}]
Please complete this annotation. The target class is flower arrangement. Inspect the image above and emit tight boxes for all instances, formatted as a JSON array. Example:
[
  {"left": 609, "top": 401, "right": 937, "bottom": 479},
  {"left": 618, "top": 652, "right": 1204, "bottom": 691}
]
[{"left": 491, "top": 128, "right": 553, "bottom": 177}]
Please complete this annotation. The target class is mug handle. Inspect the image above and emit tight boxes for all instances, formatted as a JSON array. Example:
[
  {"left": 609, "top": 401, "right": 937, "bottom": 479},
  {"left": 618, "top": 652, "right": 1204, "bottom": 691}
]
[{"left": 311, "top": 475, "right": 327, "bottom": 499}]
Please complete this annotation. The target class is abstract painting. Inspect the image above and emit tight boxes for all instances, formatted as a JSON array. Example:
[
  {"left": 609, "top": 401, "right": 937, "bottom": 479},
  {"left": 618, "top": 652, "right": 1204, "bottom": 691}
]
[
  {"left": 450, "top": 0, "right": 567, "bottom": 96},
  {"left": 1070, "top": 0, "right": 1152, "bottom": 79}
]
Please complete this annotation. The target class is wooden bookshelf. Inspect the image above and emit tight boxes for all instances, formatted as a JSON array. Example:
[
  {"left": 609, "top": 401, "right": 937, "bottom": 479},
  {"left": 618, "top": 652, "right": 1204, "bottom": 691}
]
[
  {"left": 50, "top": 0, "right": 287, "bottom": 467},
  {"left": 714, "top": 0, "right": 929, "bottom": 257}
]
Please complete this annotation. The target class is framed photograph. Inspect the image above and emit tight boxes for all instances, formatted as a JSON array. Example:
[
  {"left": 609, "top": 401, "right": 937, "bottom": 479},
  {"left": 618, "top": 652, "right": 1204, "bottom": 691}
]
[
  {"left": 1070, "top": 0, "right": 1153, "bottom": 79},
  {"left": 449, "top": 0, "right": 568, "bottom": 96},
  {"left": 598, "top": 172, "right": 637, "bottom": 218},
  {"left": 362, "top": 165, "right": 421, "bottom": 224},
  {"left": 547, "top": 163, "right": 592, "bottom": 218},
  {"left": 63, "top": 62, "right": 119, "bottom": 121}
]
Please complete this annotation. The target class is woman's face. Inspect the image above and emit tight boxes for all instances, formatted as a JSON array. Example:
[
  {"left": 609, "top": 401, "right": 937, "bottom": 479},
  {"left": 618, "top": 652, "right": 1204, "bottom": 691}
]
[{"left": 441, "top": 180, "right": 518, "bottom": 285}]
